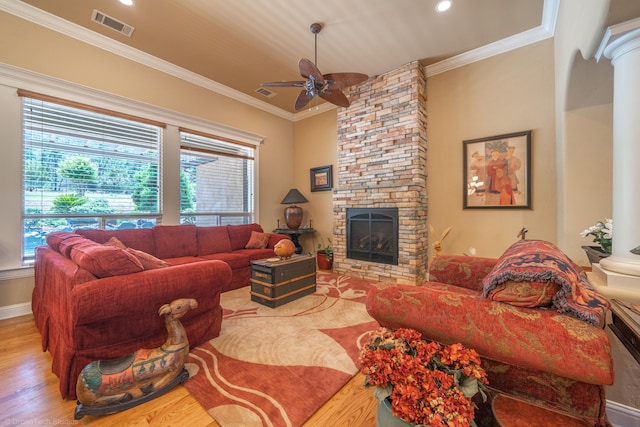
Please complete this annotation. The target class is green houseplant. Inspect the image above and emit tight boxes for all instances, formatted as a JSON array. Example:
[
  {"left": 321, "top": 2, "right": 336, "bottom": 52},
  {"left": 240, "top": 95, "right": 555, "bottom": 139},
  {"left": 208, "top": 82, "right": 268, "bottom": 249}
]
[
  {"left": 316, "top": 238, "right": 333, "bottom": 270},
  {"left": 580, "top": 218, "right": 612, "bottom": 263}
]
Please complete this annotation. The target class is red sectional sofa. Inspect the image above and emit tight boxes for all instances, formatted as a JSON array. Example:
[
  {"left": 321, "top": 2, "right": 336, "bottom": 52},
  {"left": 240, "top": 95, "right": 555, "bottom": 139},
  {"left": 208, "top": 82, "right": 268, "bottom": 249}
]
[
  {"left": 32, "top": 223, "right": 289, "bottom": 399},
  {"left": 366, "top": 240, "right": 614, "bottom": 426}
]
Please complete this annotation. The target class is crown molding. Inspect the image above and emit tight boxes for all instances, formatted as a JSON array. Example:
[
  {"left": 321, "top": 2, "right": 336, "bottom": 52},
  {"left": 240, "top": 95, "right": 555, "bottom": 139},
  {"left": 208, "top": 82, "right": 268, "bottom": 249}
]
[
  {"left": 596, "top": 17, "right": 640, "bottom": 62},
  {"left": 425, "top": 0, "right": 558, "bottom": 77},
  {"left": 0, "top": 0, "right": 295, "bottom": 121}
]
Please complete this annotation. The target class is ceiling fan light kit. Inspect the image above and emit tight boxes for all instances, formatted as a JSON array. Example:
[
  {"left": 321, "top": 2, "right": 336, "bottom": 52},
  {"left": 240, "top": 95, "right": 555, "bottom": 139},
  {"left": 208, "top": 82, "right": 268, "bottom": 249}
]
[{"left": 261, "top": 22, "right": 368, "bottom": 110}]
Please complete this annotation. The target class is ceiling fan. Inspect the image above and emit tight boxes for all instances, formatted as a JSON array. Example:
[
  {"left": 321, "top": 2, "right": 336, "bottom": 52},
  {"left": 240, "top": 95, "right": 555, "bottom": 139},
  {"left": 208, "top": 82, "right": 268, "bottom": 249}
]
[{"left": 261, "top": 23, "right": 368, "bottom": 110}]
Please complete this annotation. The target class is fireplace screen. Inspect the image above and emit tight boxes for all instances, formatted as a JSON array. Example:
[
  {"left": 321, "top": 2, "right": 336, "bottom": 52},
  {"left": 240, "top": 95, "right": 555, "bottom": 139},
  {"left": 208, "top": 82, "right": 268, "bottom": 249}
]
[{"left": 347, "top": 208, "right": 398, "bottom": 265}]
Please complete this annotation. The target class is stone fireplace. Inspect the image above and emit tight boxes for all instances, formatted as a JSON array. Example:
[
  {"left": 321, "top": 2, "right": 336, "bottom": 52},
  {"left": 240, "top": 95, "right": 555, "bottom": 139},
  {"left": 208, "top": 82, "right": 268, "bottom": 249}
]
[{"left": 333, "top": 61, "right": 428, "bottom": 285}]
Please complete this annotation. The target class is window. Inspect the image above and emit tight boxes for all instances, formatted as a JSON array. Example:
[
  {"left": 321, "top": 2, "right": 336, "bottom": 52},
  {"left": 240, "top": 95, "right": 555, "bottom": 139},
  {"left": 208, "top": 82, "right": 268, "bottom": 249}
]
[
  {"left": 21, "top": 93, "right": 163, "bottom": 262},
  {"left": 179, "top": 129, "right": 255, "bottom": 226}
]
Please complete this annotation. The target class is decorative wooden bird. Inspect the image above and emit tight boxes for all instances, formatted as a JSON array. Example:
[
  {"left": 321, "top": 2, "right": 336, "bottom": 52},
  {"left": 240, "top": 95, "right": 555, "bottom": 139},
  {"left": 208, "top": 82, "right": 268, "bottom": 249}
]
[
  {"left": 517, "top": 227, "right": 528, "bottom": 240},
  {"left": 429, "top": 224, "right": 453, "bottom": 257}
]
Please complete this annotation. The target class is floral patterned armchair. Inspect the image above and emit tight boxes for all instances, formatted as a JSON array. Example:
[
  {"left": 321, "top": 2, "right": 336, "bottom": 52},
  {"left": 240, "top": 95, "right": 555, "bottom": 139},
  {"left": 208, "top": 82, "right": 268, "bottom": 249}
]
[{"left": 366, "top": 240, "right": 614, "bottom": 426}]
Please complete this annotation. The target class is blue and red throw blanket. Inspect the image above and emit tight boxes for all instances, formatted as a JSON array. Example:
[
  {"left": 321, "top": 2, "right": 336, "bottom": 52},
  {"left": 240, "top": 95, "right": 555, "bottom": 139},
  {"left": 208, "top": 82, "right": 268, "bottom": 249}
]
[{"left": 483, "top": 240, "right": 610, "bottom": 327}]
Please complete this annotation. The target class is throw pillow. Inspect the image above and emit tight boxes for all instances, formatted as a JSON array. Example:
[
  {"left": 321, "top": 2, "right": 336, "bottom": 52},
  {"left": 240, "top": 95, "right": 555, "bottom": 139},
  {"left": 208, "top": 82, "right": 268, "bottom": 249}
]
[
  {"left": 245, "top": 231, "right": 270, "bottom": 249},
  {"left": 104, "top": 236, "right": 127, "bottom": 249},
  {"left": 126, "top": 247, "right": 170, "bottom": 270},
  {"left": 485, "top": 280, "right": 560, "bottom": 307},
  {"left": 482, "top": 240, "right": 610, "bottom": 326},
  {"left": 70, "top": 243, "right": 144, "bottom": 278}
]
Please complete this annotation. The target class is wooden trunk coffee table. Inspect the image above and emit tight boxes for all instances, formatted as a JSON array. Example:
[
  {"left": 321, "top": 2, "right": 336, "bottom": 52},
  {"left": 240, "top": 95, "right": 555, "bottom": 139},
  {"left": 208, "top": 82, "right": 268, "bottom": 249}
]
[{"left": 250, "top": 255, "right": 316, "bottom": 308}]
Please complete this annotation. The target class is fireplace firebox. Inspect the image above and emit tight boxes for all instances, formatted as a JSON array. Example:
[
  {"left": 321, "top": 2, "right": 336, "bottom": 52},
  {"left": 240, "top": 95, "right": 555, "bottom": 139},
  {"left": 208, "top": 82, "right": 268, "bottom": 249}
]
[{"left": 346, "top": 208, "right": 398, "bottom": 265}]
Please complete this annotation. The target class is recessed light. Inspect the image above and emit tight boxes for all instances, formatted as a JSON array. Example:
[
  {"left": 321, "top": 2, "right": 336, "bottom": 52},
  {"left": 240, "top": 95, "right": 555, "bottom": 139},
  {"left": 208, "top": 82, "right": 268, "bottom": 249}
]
[
  {"left": 435, "top": 0, "right": 452, "bottom": 13},
  {"left": 119, "top": 0, "right": 134, "bottom": 6}
]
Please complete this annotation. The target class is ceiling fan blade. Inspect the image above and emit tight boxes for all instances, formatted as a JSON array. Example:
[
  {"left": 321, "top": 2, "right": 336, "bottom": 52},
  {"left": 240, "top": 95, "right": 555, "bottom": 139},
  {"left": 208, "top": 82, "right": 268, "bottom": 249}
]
[
  {"left": 323, "top": 72, "right": 369, "bottom": 89},
  {"left": 261, "top": 81, "right": 305, "bottom": 87},
  {"left": 294, "top": 90, "right": 314, "bottom": 110},
  {"left": 299, "top": 58, "right": 324, "bottom": 83},
  {"left": 319, "top": 88, "right": 350, "bottom": 108}
]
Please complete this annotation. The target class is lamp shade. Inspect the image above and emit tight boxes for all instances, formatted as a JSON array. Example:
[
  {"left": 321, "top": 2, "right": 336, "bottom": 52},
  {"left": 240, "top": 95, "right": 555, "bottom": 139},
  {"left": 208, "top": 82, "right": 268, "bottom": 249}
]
[{"left": 280, "top": 188, "right": 308, "bottom": 205}]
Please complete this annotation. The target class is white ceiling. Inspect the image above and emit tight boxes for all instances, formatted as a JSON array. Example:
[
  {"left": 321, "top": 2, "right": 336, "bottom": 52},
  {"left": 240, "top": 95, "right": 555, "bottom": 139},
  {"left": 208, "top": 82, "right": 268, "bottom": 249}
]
[{"left": 13, "top": 0, "right": 548, "bottom": 115}]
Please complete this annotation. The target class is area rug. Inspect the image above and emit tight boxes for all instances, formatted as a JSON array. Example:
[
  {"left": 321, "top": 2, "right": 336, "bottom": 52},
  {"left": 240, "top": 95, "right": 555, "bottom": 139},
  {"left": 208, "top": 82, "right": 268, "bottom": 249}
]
[{"left": 184, "top": 272, "right": 380, "bottom": 427}]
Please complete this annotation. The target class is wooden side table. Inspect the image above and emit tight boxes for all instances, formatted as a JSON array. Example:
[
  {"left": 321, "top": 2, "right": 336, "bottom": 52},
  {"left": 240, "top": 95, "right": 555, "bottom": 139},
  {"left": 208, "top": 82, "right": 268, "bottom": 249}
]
[
  {"left": 273, "top": 228, "right": 315, "bottom": 254},
  {"left": 609, "top": 299, "right": 640, "bottom": 364}
]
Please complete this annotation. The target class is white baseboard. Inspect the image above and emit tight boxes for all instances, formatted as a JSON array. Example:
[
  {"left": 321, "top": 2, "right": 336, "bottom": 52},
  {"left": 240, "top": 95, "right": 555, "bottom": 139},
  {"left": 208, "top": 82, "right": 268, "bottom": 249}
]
[
  {"left": 608, "top": 399, "right": 640, "bottom": 427},
  {"left": 0, "top": 302, "right": 32, "bottom": 320}
]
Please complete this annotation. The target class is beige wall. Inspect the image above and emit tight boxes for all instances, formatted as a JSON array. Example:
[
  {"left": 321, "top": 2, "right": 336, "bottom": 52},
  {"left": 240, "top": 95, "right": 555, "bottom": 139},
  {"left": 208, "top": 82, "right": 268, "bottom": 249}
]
[
  {"left": 426, "top": 39, "right": 557, "bottom": 259},
  {"left": 0, "top": 11, "right": 294, "bottom": 310},
  {"left": 564, "top": 104, "right": 613, "bottom": 263},
  {"left": 292, "top": 110, "right": 338, "bottom": 254}
]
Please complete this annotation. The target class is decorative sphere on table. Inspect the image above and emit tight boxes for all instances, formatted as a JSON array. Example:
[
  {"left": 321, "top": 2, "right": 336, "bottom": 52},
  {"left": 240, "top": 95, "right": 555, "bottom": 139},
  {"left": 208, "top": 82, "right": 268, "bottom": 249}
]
[{"left": 274, "top": 239, "right": 296, "bottom": 259}]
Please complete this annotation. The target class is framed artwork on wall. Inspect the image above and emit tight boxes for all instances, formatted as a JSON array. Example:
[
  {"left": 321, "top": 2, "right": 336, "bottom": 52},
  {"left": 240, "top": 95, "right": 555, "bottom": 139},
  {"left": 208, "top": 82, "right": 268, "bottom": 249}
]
[
  {"left": 463, "top": 130, "right": 532, "bottom": 209},
  {"left": 310, "top": 165, "right": 333, "bottom": 192}
]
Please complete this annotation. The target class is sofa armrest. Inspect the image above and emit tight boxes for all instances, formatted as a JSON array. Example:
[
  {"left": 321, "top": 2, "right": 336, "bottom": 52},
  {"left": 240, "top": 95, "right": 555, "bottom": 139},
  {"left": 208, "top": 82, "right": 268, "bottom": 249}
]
[
  {"left": 366, "top": 283, "right": 614, "bottom": 386},
  {"left": 428, "top": 255, "right": 498, "bottom": 291}
]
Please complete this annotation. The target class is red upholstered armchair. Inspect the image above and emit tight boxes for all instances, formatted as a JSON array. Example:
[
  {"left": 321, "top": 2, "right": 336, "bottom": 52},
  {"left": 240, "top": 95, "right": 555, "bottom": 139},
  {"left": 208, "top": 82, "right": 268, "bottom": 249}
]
[{"left": 366, "top": 241, "right": 614, "bottom": 426}]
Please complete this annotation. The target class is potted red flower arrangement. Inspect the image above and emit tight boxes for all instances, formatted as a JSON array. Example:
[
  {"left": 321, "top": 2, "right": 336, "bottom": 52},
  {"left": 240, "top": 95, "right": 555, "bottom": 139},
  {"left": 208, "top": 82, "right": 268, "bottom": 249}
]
[{"left": 359, "top": 327, "right": 489, "bottom": 427}]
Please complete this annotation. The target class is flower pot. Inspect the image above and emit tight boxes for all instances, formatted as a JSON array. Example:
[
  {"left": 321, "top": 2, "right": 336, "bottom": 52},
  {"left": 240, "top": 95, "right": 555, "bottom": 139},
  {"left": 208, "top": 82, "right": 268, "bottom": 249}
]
[
  {"left": 316, "top": 251, "right": 333, "bottom": 270},
  {"left": 376, "top": 398, "right": 414, "bottom": 427},
  {"left": 582, "top": 245, "right": 610, "bottom": 264}
]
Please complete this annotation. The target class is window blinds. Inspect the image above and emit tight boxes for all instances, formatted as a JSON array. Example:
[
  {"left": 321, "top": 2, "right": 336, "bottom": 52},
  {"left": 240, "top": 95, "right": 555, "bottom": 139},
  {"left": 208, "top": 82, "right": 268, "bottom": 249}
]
[
  {"left": 179, "top": 129, "right": 255, "bottom": 225},
  {"left": 22, "top": 96, "right": 163, "bottom": 216}
]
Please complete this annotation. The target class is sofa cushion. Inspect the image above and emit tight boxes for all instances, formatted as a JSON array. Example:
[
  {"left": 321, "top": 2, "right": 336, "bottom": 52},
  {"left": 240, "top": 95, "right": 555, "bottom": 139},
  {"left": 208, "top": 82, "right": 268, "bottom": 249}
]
[
  {"left": 70, "top": 242, "right": 144, "bottom": 278},
  {"left": 58, "top": 235, "right": 92, "bottom": 258},
  {"left": 125, "top": 247, "right": 170, "bottom": 270},
  {"left": 245, "top": 231, "right": 270, "bottom": 249},
  {"left": 482, "top": 240, "right": 610, "bottom": 326},
  {"left": 153, "top": 224, "right": 198, "bottom": 259},
  {"left": 197, "top": 226, "right": 233, "bottom": 255},
  {"left": 199, "top": 252, "right": 251, "bottom": 270},
  {"left": 486, "top": 280, "right": 560, "bottom": 307},
  {"left": 45, "top": 231, "right": 78, "bottom": 252},
  {"left": 227, "top": 224, "right": 263, "bottom": 251},
  {"left": 76, "top": 228, "right": 157, "bottom": 255}
]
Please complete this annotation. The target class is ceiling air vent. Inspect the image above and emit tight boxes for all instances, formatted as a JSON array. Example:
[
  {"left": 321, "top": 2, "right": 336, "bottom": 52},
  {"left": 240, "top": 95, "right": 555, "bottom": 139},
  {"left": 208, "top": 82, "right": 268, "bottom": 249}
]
[
  {"left": 91, "top": 9, "right": 135, "bottom": 37},
  {"left": 255, "top": 87, "right": 276, "bottom": 98}
]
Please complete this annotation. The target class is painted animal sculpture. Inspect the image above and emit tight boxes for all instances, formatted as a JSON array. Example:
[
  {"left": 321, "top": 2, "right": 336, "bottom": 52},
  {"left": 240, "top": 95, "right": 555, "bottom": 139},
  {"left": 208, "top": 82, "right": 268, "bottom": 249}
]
[{"left": 76, "top": 298, "right": 197, "bottom": 407}]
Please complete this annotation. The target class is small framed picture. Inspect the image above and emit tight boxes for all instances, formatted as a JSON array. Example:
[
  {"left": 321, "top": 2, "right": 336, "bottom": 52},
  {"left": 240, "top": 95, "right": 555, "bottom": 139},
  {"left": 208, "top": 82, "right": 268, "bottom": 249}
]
[
  {"left": 463, "top": 130, "right": 532, "bottom": 209},
  {"left": 310, "top": 165, "right": 332, "bottom": 192}
]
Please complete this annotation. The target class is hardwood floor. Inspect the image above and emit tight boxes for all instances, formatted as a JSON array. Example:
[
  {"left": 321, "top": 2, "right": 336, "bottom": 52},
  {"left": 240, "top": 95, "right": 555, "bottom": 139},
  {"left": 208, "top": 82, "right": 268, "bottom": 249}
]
[{"left": 0, "top": 314, "right": 377, "bottom": 426}]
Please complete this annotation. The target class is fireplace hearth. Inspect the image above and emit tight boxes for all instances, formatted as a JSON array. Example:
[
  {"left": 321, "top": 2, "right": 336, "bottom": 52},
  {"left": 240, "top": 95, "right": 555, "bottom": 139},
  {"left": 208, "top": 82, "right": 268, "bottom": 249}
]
[{"left": 347, "top": 208, "right": 398, "bottom": 265}]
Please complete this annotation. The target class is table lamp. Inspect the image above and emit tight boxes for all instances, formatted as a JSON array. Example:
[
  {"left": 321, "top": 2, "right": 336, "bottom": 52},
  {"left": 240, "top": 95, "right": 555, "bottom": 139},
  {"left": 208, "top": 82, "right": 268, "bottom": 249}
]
[{"left": 281, "top": 188, "right": 308, "bottom": 229}]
